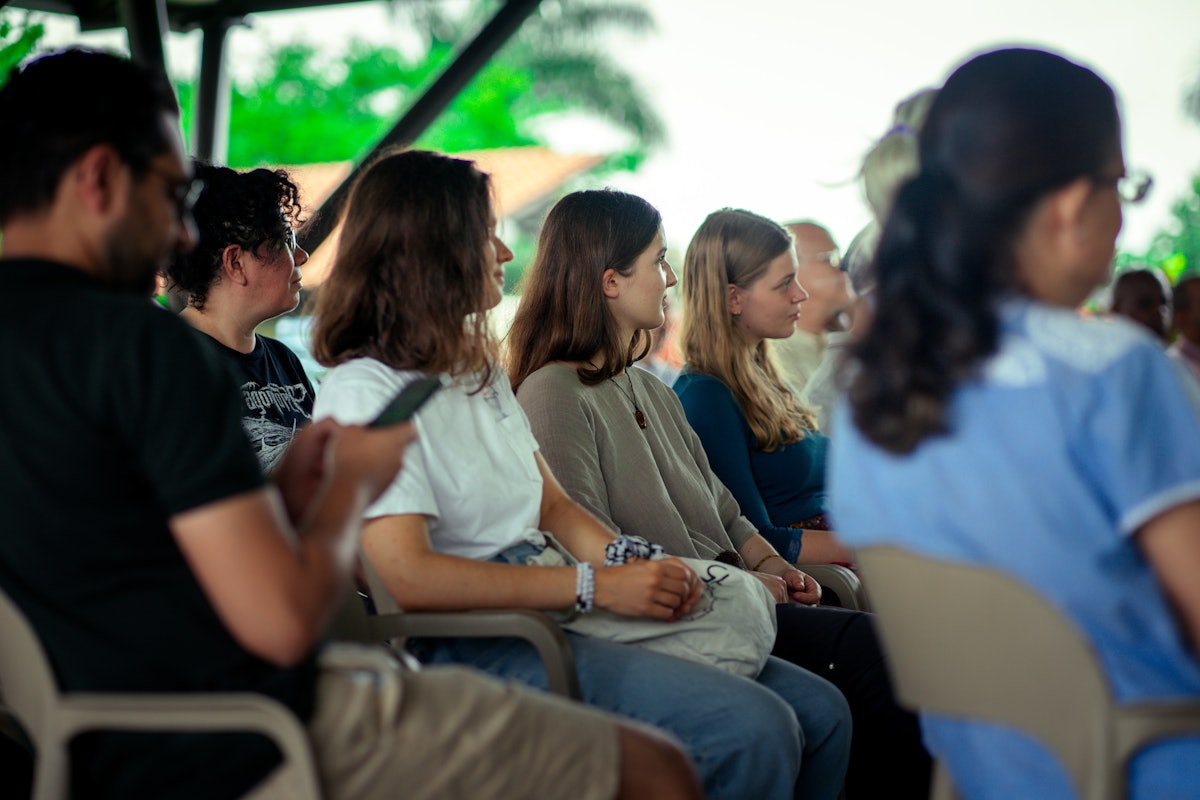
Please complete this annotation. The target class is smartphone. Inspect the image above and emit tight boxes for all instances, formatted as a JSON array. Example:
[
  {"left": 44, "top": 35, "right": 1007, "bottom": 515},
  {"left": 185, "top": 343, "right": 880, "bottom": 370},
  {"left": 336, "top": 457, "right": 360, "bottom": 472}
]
[{"left": 367, "top": 376, "right": 443, "bottom": 428}]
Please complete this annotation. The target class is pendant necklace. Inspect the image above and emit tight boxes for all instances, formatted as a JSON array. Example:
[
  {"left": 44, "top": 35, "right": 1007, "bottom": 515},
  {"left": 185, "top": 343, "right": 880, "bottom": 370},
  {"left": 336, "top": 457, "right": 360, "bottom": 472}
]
[{"left": 610, "top": 371, "right": 647, "bottom": 429}]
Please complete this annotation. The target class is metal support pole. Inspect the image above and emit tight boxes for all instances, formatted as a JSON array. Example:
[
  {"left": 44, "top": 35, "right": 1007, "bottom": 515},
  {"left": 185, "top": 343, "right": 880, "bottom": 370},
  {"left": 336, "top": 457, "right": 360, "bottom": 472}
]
[
  {"left": 299, "top": 0, "right": 543, "bottom": 253},
  {"left": 119, "top": 0, "right": 169, "bottom": 75},
  {"left": 194, "top": 16, "right": 234, "bottom": 162}
]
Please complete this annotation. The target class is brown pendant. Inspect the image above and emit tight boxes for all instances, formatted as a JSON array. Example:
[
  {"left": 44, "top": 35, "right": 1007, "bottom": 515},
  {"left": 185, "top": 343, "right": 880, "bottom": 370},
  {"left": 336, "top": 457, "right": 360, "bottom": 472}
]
[{"left": 634, "top": 409, "right": 647, "bottom": 429}]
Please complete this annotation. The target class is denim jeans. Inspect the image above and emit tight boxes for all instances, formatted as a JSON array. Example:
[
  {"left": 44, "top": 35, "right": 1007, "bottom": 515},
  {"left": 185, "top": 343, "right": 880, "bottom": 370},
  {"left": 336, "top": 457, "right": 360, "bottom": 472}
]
[{"left": 418, "top": 632, "right": 850, "bottom": 800}]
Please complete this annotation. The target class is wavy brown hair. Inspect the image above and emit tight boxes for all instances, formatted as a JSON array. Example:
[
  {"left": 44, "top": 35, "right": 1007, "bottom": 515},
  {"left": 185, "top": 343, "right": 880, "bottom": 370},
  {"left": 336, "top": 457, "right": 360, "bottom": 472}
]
[
  {"left": 680, "top": 208, "right": 817, "bottom": 451},
  {"left": 310, "top": 149, "right": 499, "bottom": 388},
  {"left": 507, "top": 189, "right": 660, "bottom": 391}
]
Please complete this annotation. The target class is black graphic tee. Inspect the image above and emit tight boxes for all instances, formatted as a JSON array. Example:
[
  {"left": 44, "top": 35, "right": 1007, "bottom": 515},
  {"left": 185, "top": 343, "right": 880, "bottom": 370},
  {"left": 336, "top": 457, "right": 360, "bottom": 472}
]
[{"left": 199, "top": 333, "right": 315, "bottom": 471}]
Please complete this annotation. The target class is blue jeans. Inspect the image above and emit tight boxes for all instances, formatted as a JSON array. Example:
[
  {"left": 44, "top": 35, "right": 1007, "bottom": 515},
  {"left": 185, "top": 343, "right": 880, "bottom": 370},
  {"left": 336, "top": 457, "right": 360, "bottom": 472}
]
[{"left": 418, "top": 636, "right": 850, "bottom": 800}]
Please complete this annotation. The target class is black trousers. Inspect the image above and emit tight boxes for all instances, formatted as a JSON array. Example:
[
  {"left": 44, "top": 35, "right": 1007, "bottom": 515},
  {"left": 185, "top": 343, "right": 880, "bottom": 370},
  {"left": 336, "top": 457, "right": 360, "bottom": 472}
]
[{"left": 772, "top": 604, "right": 932, "bottom": 799}]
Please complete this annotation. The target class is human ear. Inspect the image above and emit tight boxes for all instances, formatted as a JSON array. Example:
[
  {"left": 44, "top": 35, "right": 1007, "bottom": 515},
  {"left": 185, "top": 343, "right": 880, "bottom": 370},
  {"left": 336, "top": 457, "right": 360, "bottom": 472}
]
[
  {"left": 1049, "top": 177, "right": 1094, "bottom": 245},
  {"left": 726, "top": 283, "right": 742, "bottom": 316},
  {"left": 601, "top": 267, "right": 621, "bottom": 299},
  {"left": 73, "top": 144, "right": 128, "bottom": 216},
  {"left": 221, "top": 244, "right": 249, "bottom": 286}
]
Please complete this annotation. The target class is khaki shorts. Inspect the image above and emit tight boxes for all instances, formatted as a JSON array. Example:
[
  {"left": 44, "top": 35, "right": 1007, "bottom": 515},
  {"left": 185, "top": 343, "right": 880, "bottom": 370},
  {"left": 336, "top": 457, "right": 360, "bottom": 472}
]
[{"left": 252, "top": 644, "right": 620, "bottom": 800}]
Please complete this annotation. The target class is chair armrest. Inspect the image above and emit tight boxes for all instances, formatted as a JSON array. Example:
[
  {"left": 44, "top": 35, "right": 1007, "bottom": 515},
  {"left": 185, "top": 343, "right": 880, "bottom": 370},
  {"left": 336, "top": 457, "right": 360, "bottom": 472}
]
[
  {"left": 1115, "top": 700, "right": 1200, "bottom": 761},
  {"left": 373, "top": 609, "right": 581, "bottom": 699},
  {"left": 802, "top": 564, "right": 870, "bottom": 611},
  {"left": 54, "top": 692, "right": 320, "bottom": 798}
]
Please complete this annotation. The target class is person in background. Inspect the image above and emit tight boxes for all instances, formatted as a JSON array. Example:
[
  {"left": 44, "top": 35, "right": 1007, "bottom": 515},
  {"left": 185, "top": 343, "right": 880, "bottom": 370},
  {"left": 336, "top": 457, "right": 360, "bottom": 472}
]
[
  {"left": 800, "top": 224, "right": 880, "bottom": 432},
  {"left": 831, "top": 47, "right": 1200, "bottom": 799},
  {"left": 0, "top": 48, "right": 695, "bottom": 800},
  {"left": 1109, "top": 266, "right": 1172, "bottom": 341},
  {"left": 1170, "top": 271, "right": 1200, "bottom": 381},
  {"left": 164, "top": 162, "right": 315, "bottom": 471},
  {"left": 771, "top": 221, "right": 852, "bottom": 397}
]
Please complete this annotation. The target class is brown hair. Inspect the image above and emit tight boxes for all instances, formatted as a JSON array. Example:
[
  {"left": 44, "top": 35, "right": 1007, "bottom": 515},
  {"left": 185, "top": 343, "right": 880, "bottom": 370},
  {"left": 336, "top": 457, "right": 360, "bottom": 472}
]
[
  {"left": 680, "top": 208, "right": 817, "bottom": 450},
  {"left": 507, "top": 189, "right": 661, "bottom": 390},
  {"left": 310, "top": 149, "right": 499, "bottom": 387}
]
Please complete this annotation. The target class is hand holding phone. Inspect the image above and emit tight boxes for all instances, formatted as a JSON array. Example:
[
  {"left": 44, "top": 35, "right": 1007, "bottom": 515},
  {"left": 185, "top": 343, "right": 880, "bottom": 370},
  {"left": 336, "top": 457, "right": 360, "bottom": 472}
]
[{"left": 368, "top": 376, "right": 443, "bottom": 428}]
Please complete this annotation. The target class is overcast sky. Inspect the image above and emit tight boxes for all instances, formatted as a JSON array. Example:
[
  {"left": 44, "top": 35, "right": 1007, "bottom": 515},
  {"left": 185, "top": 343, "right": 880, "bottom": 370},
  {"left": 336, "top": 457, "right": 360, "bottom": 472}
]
[{"left": 36, "top": 0, "right": 1200, "bottom": 257}]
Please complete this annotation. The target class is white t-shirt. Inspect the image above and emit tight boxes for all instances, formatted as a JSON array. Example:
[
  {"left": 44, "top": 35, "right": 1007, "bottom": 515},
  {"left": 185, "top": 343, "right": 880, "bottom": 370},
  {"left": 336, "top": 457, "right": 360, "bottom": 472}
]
[{"left": 313, "top": 359, "right": 545, "bottom": 560}]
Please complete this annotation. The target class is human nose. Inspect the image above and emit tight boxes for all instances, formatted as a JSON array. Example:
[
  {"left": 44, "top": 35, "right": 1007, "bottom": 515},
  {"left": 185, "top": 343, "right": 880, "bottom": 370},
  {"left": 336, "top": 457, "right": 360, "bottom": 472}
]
[
  {"left": 496, "top": 235, "right": 514, "bottom": 265},
  {"left": 665, "top": 260, "right": 678, "bottom": 288},
  {"left": 793, "top": 279, "right": 809, "bottom": 303},
  {"left": 294, "top": 246, "right": 310, "bottom": 267}
]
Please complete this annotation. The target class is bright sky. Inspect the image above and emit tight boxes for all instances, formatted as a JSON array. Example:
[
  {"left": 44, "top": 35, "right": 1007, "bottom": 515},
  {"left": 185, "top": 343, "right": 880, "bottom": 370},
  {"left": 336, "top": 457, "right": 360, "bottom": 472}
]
[{"left": 35, "top": 0, "right": 1200, "bottom": 257}]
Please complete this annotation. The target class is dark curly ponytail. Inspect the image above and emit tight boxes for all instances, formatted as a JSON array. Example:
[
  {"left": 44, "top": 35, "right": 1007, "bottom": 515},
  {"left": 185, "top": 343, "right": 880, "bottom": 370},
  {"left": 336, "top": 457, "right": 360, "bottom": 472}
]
[{"left": 847, "top": 48, "right": 1120, "bottom": 453}]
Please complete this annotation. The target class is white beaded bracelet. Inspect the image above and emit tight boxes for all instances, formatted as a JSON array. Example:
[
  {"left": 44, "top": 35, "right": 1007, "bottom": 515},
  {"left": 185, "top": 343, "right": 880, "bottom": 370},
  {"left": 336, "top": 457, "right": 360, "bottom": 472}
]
[{"left": 575, "top": 562, "right": 595, "bottom": 614}]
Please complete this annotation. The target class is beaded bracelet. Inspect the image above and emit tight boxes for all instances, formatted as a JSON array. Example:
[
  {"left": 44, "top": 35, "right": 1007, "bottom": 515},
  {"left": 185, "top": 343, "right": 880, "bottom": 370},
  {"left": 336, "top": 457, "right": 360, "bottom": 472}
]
[
  {"left": 749, "top": 553, "right": 786, "bottom": 572},
  {"left": 575, "top": 562, "right": 595, "bottom": 614}
]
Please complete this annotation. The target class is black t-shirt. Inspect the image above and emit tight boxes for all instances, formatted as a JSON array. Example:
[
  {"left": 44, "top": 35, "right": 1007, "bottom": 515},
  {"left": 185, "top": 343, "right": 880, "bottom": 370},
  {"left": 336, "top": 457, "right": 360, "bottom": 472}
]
[
  {"left": 0, "top": 260, "right": 317, "bottom": 798},
  {"left": 198, "top": 333, "right": 315, "bottom": 473}
]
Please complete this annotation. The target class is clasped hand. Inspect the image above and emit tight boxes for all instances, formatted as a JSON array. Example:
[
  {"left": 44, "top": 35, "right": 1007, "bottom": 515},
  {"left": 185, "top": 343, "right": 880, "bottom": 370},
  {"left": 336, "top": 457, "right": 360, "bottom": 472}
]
[
  {"left": 753, "top": 568, "right": 822, "bottom": 606},
  {"left": 594, "top": 558, "right": 702, "bottom": 621}
]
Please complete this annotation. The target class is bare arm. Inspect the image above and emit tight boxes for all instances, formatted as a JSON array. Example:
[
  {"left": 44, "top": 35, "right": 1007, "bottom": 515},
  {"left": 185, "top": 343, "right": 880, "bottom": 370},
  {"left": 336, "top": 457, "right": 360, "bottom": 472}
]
[
  {"left": 172, "top": 421, "right": 414, "bottom": 667},
  {"left": 1136, "top": 499, "right": 1200, "bottom": 657},
  {"left": 361, "top": 510, "right": 701, "bottom": 620}
]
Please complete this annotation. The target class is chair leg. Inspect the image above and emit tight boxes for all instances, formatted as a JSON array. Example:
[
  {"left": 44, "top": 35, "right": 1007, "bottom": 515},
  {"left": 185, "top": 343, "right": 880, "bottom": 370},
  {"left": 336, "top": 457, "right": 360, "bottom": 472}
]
[{"left": 32, "top": 743, "right": 69, "bottom": 800}]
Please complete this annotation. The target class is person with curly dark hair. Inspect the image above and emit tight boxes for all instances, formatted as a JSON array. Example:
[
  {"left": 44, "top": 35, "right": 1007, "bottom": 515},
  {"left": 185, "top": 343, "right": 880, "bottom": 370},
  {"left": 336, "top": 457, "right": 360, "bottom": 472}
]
[
  {"left": 164, "top": 162, "right": 314, "bottom": 471},
  {"left": 830, "top": 47, "right": 1200, "bottom": 798}
]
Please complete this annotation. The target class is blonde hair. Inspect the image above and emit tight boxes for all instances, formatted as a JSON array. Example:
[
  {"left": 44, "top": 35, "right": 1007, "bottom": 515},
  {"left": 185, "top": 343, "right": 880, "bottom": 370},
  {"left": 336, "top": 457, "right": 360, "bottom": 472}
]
[
  {"left": 680, "top": 208, "right": 818, "bottom": 451},
  {"left": 861, "top": 88, "right": 938, "bottom": 223}
]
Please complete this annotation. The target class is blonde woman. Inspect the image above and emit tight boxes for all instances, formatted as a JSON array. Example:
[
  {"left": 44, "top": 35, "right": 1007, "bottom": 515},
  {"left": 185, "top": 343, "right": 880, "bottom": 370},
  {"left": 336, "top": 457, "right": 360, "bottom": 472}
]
[{"left": 676, "top": 208, "right": 851, "bottom": 566}]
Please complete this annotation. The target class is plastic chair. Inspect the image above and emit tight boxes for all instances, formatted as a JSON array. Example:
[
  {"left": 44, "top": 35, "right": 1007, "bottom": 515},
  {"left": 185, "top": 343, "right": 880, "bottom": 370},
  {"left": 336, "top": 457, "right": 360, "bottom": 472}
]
[
  {"left": 801, "top": 563, "right": 870, "bottom": 611},
  {"left": 332, "top": 556, "right": 581, "bottom": 699},
  {"left": 856, "top": 545, "right": 1200, "bottom": 800},
  {"left": 0, "top": 586, "right": 321, "bottom": 800}
]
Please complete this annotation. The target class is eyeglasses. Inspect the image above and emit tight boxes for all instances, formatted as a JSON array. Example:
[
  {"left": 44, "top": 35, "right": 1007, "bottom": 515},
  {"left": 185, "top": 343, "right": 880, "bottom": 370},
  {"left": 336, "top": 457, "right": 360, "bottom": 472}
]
[
  {"left": 147, "top": 164, "right": 205, "bottom": 220},
  {"left": 257, "top": 226, "right": 298, "bottom": 256},
  {"left": 1094, "top": 169, "right": 1153, "bottom": 205},
  {"left": 1116, "top": 171, "right": 1153, "bottom": 204},
  {"left": 800, "top": 249, "right": 842, "bottom": 270}
]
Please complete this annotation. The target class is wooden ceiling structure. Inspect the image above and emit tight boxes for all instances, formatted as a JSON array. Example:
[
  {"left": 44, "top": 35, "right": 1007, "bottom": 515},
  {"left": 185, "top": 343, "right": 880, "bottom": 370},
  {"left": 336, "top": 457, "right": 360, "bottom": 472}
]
[{"left": 1, "top": 0, "right": 546, "bottom": 254}]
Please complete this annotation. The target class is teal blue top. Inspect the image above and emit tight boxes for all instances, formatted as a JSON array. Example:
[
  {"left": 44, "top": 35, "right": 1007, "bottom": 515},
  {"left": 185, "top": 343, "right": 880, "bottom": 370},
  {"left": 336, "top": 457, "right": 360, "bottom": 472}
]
[{"left": 674, "top": 369, "right": 827, "bottom": 562}]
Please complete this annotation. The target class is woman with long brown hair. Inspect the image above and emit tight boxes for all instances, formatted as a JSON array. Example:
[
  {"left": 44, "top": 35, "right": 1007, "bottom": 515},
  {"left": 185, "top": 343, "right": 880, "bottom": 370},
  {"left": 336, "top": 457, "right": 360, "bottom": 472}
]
[{"left": 310, "top": 149, "right": 850, "bottom": 800}]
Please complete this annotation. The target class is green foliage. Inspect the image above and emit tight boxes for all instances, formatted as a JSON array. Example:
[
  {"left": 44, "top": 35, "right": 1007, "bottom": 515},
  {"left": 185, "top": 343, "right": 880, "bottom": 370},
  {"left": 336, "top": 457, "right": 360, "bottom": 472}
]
[
  {"left": 176, "top": 0, "right": 663, "bottom": 169},
  {"left": 0, "top": 9, "right": 44, "bottom": 88},
  {"left": 1144, "top": 173, "right": 1200, "bottom": 283}
]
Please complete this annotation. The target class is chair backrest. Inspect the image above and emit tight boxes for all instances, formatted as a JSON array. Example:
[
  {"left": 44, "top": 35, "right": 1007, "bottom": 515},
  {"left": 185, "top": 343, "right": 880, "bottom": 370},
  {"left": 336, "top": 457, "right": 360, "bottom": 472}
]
[
  {"left": 0, "top": 586, "right": 65, "bottom": 748},
  {"left": 856, "top": 546, "right": 1117, "bottom": 798}
]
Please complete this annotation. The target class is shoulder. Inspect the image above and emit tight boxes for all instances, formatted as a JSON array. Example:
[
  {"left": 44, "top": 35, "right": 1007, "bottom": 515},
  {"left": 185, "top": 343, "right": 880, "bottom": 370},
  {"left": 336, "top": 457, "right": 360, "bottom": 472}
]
[
  {"left": 314, "top": 359, "right": 421, "bottom": 425},
  {"left": 986, "top": 301, "right": 1160, "bottom": 387},
  {"left": 520, "top": 363, "right": 586, "bottom": 396},
  {"left": 672, "top": 369, "right": 739, "bottom": 413}
]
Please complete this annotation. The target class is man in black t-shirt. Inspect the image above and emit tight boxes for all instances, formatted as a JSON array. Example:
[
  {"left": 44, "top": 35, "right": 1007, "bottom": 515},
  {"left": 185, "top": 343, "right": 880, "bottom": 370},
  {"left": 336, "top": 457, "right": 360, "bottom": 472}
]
[{"left": 0, "top": 48, "right": 698, "bottom": 800}]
